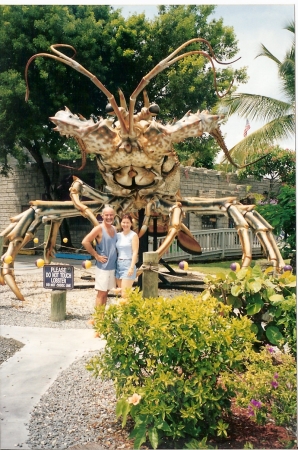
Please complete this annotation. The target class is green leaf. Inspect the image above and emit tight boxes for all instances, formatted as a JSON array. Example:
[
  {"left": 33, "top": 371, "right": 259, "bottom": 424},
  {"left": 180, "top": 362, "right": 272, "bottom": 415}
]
[
  {"left": 226, "top": 294, "right": 237, "bottom": 306},
  {"left": 266, "top": 325, "right": 284, "bottom": 345},
  {"left": 156, "top": 420, "right": 171, "bottom": 432},
  {"left": 236, "top": 268, "right": 249, "bottom": 280},
  {"left": 246, "top": 292, "right": 262, "bottom": 304},
  {"left": 215, "top": 272, "right": 226, "bottom": 281},
  {"left": 250, "top": 323, "right": 259, "bottom": 335},
  {"left": 201, "top": 290, "right": 211, "bottom": 301},
  {"left": 116, "top": 398, "right": 128, "bottom": 418},
  {"left": 231, "top": 285, "right": 242, "bottom": 296},
  {"left": 246, "top": 300, "right": 263, "bottom": 315},
  {"left": 116, "top": 398, "right": 131, "bottom": 427},
  {"left": 130, "top": 423, "right": 147, "bottom": 449},
  {"left": 229, "top": 271, "right": 237, "bottom": 281},
  {"left": 249, "top": 280, "right": 262, "bottom": 293},
  {"left": 269, "top": 294, "right": 285, "bottom": 303},
  {"left": 148, "top": 427, "right": 159, "bottom": 449},
  {"left": 252, "top": 265, "right": 262, "bottom": 278},
  {"left": 226, "top": 295, "right": 243, "bottom": 308}
]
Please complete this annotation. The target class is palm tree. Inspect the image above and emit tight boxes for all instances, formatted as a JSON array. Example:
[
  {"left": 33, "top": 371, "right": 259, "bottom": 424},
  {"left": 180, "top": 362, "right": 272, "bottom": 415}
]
[{"left": 218, "top": 21, "right": 295, "bottom": 166}]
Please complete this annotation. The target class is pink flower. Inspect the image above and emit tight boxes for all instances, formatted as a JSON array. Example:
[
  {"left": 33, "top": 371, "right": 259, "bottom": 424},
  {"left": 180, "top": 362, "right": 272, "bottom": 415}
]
[
  {"left": 128, "top": 393, "right": 142, "bottom": 405},
  {"left": 247, "top": 406, "right": 255, "bottom": 416},
  {"left": 271, "top": 380, "right": 279, "bottom": 389},
  {"left": 250, "top": 399, "right": 262, "bottom": 408}
]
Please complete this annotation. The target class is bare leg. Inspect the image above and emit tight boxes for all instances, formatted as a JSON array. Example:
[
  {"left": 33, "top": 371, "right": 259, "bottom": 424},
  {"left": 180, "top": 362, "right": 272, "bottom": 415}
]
[
  {"left": 111, "top": 279, "right": 122, "bottom": 295},
  {"left": 96, "top": 290, "right": 108, "bottom": 308},
  {"left": 121, "top": 279, "right": 134, "bottom": 298}
]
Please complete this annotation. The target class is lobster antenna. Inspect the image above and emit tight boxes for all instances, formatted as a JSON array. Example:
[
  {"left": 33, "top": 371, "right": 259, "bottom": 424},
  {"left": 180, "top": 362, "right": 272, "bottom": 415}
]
[
  {"left": 24, "top": 44, "right": 129, "bottom": 137},
  {"left": 128, "top": 38, "right": 240, "bottom": 136}
]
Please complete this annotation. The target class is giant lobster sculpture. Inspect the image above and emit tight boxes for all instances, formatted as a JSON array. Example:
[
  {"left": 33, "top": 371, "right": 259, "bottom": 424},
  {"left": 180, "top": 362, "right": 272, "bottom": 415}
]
[{"left": 0, "top": 39, "right": 285, "bottom": 301}]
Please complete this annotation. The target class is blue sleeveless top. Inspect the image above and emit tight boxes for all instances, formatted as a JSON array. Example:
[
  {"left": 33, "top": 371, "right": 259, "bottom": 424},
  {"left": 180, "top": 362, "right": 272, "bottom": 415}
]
[
  {"left": 116, "top": 230, "right": 137, "bottom": 259},
  {"left": 95, "top": 226, "right": 117, "bottom": 270}
]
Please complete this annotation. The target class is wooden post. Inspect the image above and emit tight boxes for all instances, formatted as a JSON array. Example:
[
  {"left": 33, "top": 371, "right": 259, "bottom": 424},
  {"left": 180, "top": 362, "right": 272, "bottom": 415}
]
[
  {"left": 142, "top": 252, "right": 159, "bottom": 299},
  {"left": 50, "top": 290, "right": 66, "bottom": 321},
  {"left": 0, "top": 235, "right": 4, "bottom": 257}
]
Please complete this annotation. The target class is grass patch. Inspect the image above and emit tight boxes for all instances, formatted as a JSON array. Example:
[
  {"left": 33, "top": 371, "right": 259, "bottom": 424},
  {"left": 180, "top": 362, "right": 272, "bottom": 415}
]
[{"left": 171, "top": 259, "right": 289, "bottom": 276}]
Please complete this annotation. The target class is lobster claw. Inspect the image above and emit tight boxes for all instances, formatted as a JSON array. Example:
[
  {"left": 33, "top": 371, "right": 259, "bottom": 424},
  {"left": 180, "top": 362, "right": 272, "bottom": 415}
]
[{"left": 177, "top": 230, "right": 202, "bottom": 255}]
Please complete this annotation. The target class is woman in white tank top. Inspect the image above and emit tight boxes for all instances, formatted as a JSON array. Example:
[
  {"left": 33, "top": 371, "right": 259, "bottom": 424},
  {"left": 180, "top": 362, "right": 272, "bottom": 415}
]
[{"left": 115, "top": 214, "right": 139, "bottom": 298}]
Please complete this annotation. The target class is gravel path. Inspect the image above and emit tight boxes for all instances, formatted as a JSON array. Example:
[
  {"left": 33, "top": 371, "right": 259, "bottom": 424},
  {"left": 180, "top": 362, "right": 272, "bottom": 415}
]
[
  {"left": 1, "top": 269, "right": 203, "bottom": 449},
  {"left": 0, "top": 336, "right": 25, "bottom": 365},
  {"left": 26, "top": 352, "right": 133, "bottom": 449},
  {"left": 0, "top": 272, "right": 97, "bottom": 329}
]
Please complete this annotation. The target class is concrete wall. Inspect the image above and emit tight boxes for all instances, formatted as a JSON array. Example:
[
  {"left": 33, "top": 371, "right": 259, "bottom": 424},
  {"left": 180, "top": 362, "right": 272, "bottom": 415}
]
[{"left": 0, "top": 161, "right": 276, "bottom": 251}]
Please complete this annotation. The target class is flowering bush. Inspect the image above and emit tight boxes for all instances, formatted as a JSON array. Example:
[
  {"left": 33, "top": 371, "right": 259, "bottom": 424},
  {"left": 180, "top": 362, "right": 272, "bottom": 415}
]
[
  {"left": 221, "top": 345, "right": 297, "bottom": 428},
  {"left": 204, "top": 265, "right": 296, "bottom": 356},
  {"left": 86, "top": 290, "right": 257, "bottom": 449}
]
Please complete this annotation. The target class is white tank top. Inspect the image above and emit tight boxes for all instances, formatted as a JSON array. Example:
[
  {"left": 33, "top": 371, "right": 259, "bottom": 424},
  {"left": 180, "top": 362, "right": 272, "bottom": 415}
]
[{"left": 116, "top": 230, "right": 136, "bottom": 259}]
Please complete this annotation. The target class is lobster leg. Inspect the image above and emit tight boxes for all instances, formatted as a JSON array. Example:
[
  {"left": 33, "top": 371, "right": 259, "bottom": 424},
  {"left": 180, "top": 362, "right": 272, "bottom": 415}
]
[
  {"left": 163, "top": 196, "right": 285, "bottom": 271},
  {"left": 156, "top": 204, "right": 185, "bottom": 256},
  {"left": 2, "top": 238, "right": 26, "bottom": 301},
  {"left": 0, "top": 192, "right": 113, "bottom": 300},
  {"left": 225, "top": 204, "right": 253, "bottom": 267},
  {"left": 1, "top": 208, "right": 36, "bottom": 300},
  {"left": 243, "top": 210, "right": 285, "bottom": 269}
]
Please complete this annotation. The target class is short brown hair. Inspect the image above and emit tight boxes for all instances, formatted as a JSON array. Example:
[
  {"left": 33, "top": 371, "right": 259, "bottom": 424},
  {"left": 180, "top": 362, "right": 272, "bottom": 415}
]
[{"left": 121, "top": 214, "right": 133, "bottom": 223}]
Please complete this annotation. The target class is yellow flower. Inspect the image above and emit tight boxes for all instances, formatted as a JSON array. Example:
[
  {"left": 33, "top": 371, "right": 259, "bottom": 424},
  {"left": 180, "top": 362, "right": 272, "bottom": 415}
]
[
  {"left": 118, "top": 298, "right": 128, "bottom": 306},
  {"left": 128, "top": 393, "right": 142, "bottom": 405}
]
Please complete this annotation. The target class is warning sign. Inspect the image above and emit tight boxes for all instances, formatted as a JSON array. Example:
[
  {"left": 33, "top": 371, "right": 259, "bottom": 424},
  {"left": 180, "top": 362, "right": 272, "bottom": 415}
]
[{"left": 43, "top": 264, "right": 74, "bottom": 290}]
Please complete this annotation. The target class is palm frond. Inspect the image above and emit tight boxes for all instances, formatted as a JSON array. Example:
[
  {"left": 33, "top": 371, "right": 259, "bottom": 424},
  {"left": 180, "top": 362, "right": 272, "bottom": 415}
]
[
  {"left": 221, "top": 114, "right": 295, "bottom": 164},
  {"left": 218, "top": 21, "right": 295, "bottom": 168},
  {"left": 285, "top": 20, "right": 295, "bottom": 35},
  {"left": 218, "top": 93, "right": 292, "bottom": 122},
  {"left": 256, "top": 44, "right": 281, "bottom": 65}
]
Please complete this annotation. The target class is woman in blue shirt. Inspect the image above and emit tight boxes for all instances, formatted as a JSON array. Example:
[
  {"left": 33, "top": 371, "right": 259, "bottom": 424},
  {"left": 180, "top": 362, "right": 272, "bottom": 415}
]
[{"left": 115, "top": 214, "right": 139, "bottom": 298}]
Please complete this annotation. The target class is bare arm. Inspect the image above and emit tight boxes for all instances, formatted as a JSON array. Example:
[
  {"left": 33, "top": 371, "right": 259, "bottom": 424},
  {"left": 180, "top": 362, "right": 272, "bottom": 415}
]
[
  {"left": 82, "top": 225, "right": 107, "bottom": 264},
  {"left": 127, "top": 234, "right": 139, "bottom": 275}
]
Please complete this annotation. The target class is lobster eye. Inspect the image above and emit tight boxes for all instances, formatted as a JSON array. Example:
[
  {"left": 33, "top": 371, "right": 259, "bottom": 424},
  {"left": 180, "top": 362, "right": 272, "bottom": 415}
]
[
  {"left": 105, "top": 103, "right": 114, "bottom": 115},
  {"left": 149, "top": 103, "right": 160, "bottom": 115}
]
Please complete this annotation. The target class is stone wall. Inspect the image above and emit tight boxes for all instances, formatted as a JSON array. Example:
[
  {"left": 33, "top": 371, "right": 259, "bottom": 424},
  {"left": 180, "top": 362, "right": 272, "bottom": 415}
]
[
  {"left": 179, "top": 166, "right": 275, "bottom": 230},
  {"left": 0, "top": 161, "right": 276, "bottom": 250}
]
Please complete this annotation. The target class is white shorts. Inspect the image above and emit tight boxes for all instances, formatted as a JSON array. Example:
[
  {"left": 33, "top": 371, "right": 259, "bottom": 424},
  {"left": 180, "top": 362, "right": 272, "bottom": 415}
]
[{"left": 95, "top": 268, "right": 116, "bottom": 291}]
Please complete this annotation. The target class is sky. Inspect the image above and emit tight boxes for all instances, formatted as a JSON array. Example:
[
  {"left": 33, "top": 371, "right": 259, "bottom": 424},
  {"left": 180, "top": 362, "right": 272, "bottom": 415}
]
[{"left": 115, "top": 2, "right": 295, "bottom": 154}]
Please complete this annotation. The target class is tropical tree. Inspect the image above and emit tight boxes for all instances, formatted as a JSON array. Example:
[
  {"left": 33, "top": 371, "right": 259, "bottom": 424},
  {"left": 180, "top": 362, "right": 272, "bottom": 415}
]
[
  {"left": 0, "top": 4, "right": 247, "bottom": 187},
  {"left": 0, "top": 5, "right": 126, "bottom": 190},
  {"left": 238, "top": 146, "right": 295, "bottom": 197},
  {"left": 217, "top": 21, "right": 295, "bottom": 166}
]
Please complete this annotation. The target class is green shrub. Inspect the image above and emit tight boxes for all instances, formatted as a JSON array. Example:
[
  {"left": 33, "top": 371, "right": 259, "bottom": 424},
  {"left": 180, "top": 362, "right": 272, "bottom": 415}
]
[
  {"left": 86, "top": 290, "right": 257, "bottom": 449},
  {"left": 204, "top": 265, "right": 296, "bottom": 356},
  {"left": 221, "top": 345, "right": 297, "bottom": 429}
]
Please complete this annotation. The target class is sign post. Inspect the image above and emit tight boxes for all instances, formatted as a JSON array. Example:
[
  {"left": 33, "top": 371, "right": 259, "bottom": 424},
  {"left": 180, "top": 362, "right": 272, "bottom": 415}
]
[
  {"left": 43, "top": 264, "right": 74, "bottom": 321},
  {"left": 43, "top": 264, "right": 74, "bottom": 290}
]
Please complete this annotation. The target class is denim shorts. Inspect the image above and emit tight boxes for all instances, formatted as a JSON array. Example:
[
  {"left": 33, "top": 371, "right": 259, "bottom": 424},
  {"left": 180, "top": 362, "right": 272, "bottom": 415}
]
[{"left": 116, "top": 259, "right": 136, "bottom": 280}]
